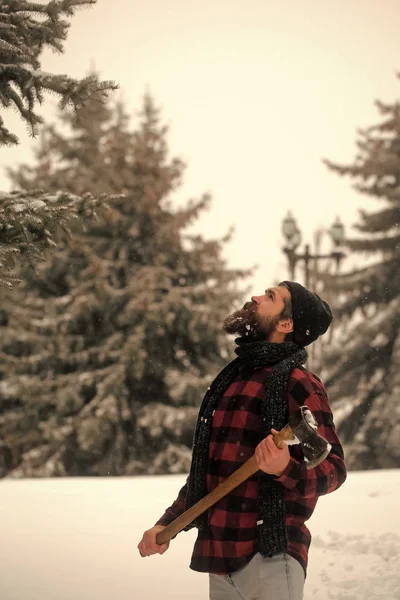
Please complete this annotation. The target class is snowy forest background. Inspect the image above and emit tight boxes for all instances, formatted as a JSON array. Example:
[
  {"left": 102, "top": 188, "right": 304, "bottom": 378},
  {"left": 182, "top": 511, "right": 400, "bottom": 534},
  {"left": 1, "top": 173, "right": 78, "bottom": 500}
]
[{"left": 1, "top": 0, "right": 400, "bottom": 483}]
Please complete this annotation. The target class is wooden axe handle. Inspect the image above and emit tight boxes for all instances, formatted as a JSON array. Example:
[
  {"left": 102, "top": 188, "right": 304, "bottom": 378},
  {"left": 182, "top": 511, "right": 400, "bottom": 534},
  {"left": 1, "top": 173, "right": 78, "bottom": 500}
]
[{"left": 156, "top": 424, "right": 295, "bottom": 546}]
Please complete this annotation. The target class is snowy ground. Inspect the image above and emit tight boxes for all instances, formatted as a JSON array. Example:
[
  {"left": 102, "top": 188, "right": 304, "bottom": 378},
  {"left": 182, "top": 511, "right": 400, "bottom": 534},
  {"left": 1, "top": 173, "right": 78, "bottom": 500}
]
[{"left": 1, "top": 470, "right": 399, "bottom": 600}]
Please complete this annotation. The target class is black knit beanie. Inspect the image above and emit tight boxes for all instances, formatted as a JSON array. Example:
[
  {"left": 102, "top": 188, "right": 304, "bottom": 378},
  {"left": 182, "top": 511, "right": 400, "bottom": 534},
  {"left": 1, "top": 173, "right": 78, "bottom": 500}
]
[{"left": 281, "top": 281, "right": 333, "bottom": 347}]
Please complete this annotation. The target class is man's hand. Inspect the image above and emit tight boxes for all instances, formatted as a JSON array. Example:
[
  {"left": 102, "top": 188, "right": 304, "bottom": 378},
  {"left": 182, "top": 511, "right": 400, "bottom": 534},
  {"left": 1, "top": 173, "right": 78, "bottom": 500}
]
[
  {"left": 255, "top": 429, "right": 291, "bottom": 477},
  {"left": 137, "top": 525, "right": 170, "bottom": 558}
]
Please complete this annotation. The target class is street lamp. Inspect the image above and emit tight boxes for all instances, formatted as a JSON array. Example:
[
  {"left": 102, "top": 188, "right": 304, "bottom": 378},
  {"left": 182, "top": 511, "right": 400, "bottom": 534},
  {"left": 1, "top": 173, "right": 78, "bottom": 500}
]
[
  {"left": 281, "top": 212, "right": 346, "bottom": 288},
  {"left": 329, "top": 217, "right": 345, "bottom": 246},
  {"left": 329, "top": 217, "right": 346, "bottom": 270},
  {"left": 282, "top": 211, "right": 297, "bottom": 244}
]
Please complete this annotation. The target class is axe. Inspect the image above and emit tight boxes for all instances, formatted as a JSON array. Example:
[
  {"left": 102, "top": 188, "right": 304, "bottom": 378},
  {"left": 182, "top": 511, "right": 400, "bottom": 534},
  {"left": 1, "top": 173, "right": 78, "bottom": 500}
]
[{"left": 143, "top": 406, "right": 331, "bottom": 553}]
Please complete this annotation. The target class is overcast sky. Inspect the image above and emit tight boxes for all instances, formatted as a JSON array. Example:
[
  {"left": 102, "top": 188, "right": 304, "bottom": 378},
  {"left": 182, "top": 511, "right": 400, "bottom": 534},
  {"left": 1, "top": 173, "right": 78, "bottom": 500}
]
[{"left": 1, "top": 0, "right": 399, "bottom": 294}]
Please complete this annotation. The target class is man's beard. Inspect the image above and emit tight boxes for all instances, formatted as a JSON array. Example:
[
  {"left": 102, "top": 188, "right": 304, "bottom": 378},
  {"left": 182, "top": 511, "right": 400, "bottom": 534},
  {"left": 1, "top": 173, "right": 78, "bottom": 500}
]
[{"left": 222, "top": 302, "right": 279, "bottom": 342}]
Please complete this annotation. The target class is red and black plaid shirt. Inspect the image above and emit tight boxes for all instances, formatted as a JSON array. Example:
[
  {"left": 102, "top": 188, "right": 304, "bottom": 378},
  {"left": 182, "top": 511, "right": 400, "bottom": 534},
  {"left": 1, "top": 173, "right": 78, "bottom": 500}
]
[{"left": 155, "top": 365, "right": 347, "bottom": 577}]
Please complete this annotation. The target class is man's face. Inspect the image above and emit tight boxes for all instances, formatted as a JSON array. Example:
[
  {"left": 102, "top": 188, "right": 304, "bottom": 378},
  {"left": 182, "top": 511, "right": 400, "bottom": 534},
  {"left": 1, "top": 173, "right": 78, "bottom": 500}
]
[{"left": 222, "top": 285, "right": 292, "bottom": 342}]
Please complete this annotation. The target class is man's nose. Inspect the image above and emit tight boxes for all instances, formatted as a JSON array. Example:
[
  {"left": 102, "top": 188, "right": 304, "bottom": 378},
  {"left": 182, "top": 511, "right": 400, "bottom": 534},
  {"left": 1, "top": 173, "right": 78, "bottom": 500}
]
[{"left": 251, "top": 296, "right": 261, "bottom": 305}]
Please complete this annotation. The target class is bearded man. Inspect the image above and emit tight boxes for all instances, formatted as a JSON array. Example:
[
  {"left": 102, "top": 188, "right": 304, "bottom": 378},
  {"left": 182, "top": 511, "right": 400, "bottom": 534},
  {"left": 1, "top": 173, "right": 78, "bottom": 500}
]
[{"left": 138, "top": 281, "right": 347, "bottom": 600}]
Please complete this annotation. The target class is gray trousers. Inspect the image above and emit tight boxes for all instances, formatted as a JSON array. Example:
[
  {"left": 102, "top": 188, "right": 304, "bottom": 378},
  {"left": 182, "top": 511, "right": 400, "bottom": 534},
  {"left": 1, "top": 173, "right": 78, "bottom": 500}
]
[{"left": 209, "top": 553, "right": 304, "bottom": 600}]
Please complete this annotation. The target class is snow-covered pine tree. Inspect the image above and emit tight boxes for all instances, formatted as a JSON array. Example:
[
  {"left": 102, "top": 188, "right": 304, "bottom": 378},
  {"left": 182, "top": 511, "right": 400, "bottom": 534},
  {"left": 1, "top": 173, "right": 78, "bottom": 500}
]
[
  {"left": 0, "top": 0, "right": 116, "bottom": 287},
  {"left": 0, "top": 93, "right": 252, "bottom": 478},
  {"left": 324, "top": 77, "right": 400, "bottom": 470}
]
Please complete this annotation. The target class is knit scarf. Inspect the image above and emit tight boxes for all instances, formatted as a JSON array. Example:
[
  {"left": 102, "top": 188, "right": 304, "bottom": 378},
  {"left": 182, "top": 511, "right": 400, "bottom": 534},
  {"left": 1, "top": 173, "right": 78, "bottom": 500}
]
[{"left": 184, "top": 337, "right": 307, "bottom": 556}]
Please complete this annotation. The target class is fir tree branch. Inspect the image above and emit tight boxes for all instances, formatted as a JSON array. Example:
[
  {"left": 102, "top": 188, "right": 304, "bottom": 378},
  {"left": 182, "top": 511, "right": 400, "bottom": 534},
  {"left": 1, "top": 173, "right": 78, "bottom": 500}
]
[
  {"left": 343, "top": 234, "right": 400, "bottom": 254},
  {"left": 0, "top": 0, "right": 117, "bottom": 146},
  {"left": 355, "top": 207, "right": 400, "bottom": 234},
  {"left": 0, "top": 189, "right": 120, "bottom": 288}
]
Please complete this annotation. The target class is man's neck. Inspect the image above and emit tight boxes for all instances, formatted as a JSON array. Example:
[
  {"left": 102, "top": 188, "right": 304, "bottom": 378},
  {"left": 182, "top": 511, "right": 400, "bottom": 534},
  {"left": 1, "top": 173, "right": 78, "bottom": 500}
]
[{"left": 268, "top": 332, "right": 286, "bottom": 344}]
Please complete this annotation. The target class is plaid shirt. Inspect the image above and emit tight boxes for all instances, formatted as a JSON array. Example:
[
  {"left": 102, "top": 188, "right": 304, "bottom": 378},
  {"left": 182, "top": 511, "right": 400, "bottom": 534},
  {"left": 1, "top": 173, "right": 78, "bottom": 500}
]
[{"left": 155, "top": 365, "right": 347, "bottom": 577}]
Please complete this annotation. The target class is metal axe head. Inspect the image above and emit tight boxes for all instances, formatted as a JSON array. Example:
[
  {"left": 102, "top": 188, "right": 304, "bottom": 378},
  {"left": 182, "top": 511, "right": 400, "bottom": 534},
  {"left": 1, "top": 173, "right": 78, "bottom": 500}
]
[{"left": 288, "top": 406, "right": 332, "bottom": 469}]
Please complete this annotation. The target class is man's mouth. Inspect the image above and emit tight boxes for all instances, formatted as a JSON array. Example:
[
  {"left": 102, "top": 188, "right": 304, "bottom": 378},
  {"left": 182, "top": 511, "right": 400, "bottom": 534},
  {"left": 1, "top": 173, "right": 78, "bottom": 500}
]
[{"left": 243, "top": 301, "right": 256, "bottom": 313}]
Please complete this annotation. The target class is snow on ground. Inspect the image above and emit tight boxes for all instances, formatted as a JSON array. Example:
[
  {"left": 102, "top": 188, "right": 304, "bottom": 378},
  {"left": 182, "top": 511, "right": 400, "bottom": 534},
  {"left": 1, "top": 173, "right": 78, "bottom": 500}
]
[{"left": 0, "top": 470, "right": 399, "bottom": 600}]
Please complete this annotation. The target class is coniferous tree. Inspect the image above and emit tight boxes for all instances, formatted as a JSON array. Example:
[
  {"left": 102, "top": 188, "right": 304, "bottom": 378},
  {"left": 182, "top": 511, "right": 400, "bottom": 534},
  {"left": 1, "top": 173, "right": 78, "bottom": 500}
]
[
  {"left": 324, "top": 77, "right": 400, "bottom": 469},
  {"left": 0, "top": 0, "right": 116, "bottom": 286},
  {"left": 0, "top": 93, "right": 252, "bottom": 477}
]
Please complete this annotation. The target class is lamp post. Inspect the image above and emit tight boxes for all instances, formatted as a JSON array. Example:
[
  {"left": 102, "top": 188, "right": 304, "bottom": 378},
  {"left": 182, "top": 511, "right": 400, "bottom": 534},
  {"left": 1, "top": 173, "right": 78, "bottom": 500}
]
[
  {"left": 281, "top": 212, "right": 346, "bottom": 371},
  {"left": 281, "top": 212, "right": 346, "bottom": 288}
]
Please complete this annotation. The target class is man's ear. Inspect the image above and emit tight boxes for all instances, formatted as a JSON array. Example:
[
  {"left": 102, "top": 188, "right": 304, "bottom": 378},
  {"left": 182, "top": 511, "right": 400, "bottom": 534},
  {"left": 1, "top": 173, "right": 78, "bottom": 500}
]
[{"left": 277, "top": 318, "right": 294, "bottom": 334}]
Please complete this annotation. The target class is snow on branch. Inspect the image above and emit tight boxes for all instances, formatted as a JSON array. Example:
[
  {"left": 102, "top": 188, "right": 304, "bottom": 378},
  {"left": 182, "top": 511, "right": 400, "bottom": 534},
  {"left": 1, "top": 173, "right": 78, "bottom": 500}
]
[{"left": 0, "top": 188, "right": 119, "bottom": 288}]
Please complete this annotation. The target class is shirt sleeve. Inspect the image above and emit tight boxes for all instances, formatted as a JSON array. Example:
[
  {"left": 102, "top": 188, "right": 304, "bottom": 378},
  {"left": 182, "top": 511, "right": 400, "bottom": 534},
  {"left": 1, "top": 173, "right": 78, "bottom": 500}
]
[
  {"left": 275, "top": 382, "right": 347, "bottom": 498},
  {"left": 154, "top": 477, "right": 188, "bottom": 527}
]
